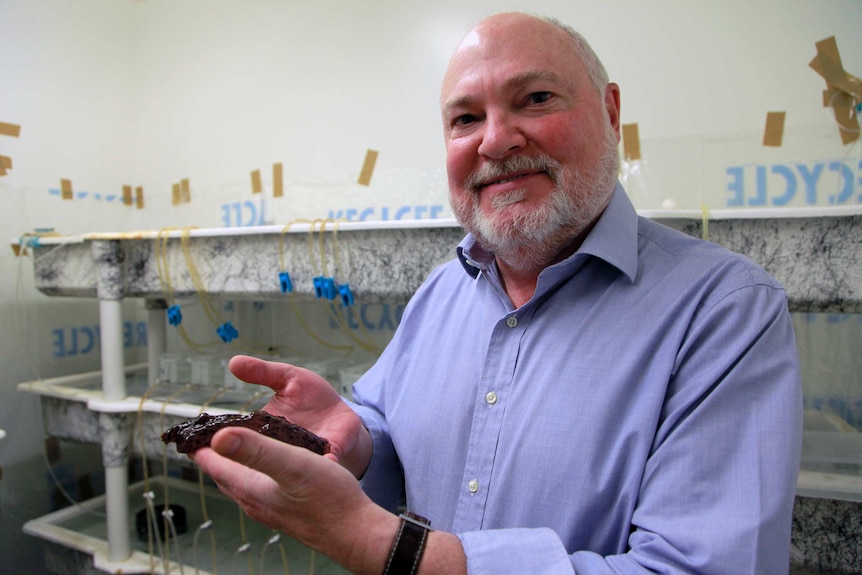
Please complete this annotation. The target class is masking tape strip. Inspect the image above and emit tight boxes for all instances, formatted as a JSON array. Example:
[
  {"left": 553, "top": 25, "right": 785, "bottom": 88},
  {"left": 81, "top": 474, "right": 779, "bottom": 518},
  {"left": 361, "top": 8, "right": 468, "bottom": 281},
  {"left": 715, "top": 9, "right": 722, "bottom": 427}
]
[
  {"left": 621, "top": 123, "right": 641, "bottom": 161},
  {"left": 273, "top": 163, "right": 284, "bottom": 198},
  {"left": 0, "top": 155, "right": 12, "bottom": 169},
  {"left": 136, "top": 186, "right": 144, "bottom": 209},
  {"left": 810, "top": 36, "right": 862, "bottom": 101},
  {"left": 0, "top": 122, "right": 21, "bottom": 138},
  {"left": 123, "top": 185, "right": 133, "bottom": 206},
  {"left": 251, "top": 169, "right": 262, "bottom": 194},
  {"left": 762, "top": 111, "right": 786, "bottom": 147},
  {"left": 815, "top": 36, "right": 843, "bottom": 70},
  {"left": 181, "top": 178, "right": 191, "bottom": 203},
  {"left": 60, "top": 179, "right": 73, "bottom": 200},
  {"left": 809, "top": 36, "right": 861, "bottom": 144},
  {"left": 172, "top": 183, "right": 181, "bottom": 205},
  {"left": 357, "top": 149, "right": 378, "bottom": 186}
]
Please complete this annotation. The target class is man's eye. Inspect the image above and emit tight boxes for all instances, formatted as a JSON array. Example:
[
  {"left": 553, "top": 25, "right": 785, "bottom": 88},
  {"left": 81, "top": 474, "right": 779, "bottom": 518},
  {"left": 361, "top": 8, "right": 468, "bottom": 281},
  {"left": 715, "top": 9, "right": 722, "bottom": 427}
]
[
  {"left": 454, "top": 114, "right": 478, "bottom": 126},
  {"left": 527, "top": 92, "right": 552, "bottom": 104}
]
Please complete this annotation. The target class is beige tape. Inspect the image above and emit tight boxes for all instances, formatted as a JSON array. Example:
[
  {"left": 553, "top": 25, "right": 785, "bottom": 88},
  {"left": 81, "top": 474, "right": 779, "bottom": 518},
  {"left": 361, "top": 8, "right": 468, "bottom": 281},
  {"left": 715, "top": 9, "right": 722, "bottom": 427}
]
[
  {"left": 122, "top": 185, "right": 132, "bottom": 206},
  {"left": 358, "top": 149, "right": 378, "bottom": 186},
  {"left": 809, "top": 36, "right": 860, "bottom": 144},
  {"left": 762, "top": 112, "right": 786, "bottom": 147},
  {"left": 621, "top": 123, "right": 641, "bottom": 161},
  {"left": 61, "top": 179, "right": 73, "bottom": 200},
  {"left": 136, "top": 186, "right": 144, "bottom": 209},
  {"left": 181, "top": 178, "right": 191, "bottom": 203},
  {"left": 0, "top": 122, "right": 21, "bottom": 138},
  {"left": 273, "top": 163, "right": 284, "bottom": 198},
  {"left": 251, "top": 169, "right": 262, "bottom": 194},
  {"left": 172, "top": 183, "right": 181, "bottom": 205}
]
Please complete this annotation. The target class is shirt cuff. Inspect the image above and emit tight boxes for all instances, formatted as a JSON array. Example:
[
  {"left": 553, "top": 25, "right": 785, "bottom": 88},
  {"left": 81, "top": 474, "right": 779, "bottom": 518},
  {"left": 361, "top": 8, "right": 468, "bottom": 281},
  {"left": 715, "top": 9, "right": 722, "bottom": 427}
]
[{"left": 458, "top": 527, "right": 572, "bottom": 575}]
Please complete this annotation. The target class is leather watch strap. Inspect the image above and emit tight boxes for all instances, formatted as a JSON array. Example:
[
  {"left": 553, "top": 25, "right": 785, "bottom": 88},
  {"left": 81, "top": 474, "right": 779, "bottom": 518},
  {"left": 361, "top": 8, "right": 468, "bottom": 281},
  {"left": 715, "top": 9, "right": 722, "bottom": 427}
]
[{"left": 382, "top": 511, "right": 431, "bottom": 575}]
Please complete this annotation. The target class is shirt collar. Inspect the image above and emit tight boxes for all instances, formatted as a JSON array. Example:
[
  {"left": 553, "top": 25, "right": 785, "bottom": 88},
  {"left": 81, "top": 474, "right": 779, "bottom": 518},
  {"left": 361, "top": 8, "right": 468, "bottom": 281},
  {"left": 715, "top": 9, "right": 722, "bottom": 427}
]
[{"left": 456, "top": 181, "right": 638, "bottom": 283}]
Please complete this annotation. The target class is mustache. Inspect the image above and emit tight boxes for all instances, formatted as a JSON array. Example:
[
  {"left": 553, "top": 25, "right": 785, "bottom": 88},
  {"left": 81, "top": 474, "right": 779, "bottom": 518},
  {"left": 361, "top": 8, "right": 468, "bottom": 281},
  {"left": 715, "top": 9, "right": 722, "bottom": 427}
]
[{"left": 464, "top": 155, "right": 562, "bottom": 193}]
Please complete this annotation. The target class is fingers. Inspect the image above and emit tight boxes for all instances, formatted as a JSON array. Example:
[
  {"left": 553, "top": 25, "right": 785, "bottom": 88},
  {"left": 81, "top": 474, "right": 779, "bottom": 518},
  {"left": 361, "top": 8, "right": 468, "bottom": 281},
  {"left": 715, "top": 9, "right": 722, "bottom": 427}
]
[{"left": 228, "top": 354, "right": 300, "bottom": 393}]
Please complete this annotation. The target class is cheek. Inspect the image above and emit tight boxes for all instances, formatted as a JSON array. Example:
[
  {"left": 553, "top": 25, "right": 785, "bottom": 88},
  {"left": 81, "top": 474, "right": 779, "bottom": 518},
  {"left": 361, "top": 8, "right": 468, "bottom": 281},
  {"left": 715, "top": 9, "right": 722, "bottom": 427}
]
[
  {"left": 445, "top": 140, "right": 475, "bottom": 186},
  {"left": 530, "top": 115, "right": 595, "bottom": 162}
]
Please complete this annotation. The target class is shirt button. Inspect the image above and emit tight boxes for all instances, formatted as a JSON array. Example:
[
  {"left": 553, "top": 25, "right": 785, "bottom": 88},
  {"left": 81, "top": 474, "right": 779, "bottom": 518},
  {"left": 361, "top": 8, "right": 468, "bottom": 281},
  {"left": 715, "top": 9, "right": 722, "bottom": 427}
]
[
  {"left": 506, "top": 316, "right": 518, "bottom": 328},
  {"left": 485, "top": 391, "right": 497, "bottom": 405},
  {"left": 468, "top": 479, "right": 479, "bottom": 494}
]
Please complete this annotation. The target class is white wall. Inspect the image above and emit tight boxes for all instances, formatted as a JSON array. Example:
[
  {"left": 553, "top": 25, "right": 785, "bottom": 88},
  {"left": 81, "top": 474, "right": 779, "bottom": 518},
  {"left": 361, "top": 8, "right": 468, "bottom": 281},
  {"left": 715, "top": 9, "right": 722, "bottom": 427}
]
[{"left": 1, "top": 0, "right": 861, "bottom": 467}]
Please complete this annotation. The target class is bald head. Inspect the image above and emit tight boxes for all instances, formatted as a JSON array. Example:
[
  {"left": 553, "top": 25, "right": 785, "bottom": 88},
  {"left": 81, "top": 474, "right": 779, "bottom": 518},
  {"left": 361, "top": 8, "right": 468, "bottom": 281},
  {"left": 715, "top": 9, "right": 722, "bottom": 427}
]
[{"left": 442, "top": 13, "right": 609, "bottom": 102}]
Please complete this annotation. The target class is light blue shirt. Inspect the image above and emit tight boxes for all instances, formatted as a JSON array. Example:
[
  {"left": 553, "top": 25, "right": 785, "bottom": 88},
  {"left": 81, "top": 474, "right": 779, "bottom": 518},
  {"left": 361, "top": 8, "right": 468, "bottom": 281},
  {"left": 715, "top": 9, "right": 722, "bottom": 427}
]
[{"left": 351, "top": 183, "right": 802, "bottom": 574}]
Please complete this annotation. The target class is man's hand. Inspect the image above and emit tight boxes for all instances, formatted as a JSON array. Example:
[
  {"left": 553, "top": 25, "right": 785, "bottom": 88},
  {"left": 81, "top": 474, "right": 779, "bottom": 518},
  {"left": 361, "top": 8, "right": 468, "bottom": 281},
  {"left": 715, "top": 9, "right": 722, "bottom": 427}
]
[
  {"left": 192, "top": 427, "right": 398, "bottom": 574},
  {"left": 228, "top": 355, "right": 372, "bottom": 477}
]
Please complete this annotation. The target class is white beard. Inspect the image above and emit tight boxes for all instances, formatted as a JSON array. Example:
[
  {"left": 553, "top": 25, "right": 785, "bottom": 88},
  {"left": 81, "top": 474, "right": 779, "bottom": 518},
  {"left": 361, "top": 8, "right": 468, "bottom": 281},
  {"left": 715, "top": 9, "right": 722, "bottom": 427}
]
[{"left": 452, "top": 122, "right": 620, "bottom": 271}]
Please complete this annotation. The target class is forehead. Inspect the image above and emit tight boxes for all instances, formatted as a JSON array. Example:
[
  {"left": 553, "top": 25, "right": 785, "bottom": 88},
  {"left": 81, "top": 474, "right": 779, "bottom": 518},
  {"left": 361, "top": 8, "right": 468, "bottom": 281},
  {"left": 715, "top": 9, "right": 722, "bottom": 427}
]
[{"left": 441, "top": 17, "right": 584, "bottom": 104}]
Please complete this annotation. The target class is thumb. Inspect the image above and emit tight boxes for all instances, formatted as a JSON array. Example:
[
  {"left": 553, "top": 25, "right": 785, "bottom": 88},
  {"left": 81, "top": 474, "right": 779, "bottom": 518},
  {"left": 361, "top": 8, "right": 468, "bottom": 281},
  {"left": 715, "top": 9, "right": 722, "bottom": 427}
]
[{"left": 209, "top": 426, "right": 319, "bottom": 480}]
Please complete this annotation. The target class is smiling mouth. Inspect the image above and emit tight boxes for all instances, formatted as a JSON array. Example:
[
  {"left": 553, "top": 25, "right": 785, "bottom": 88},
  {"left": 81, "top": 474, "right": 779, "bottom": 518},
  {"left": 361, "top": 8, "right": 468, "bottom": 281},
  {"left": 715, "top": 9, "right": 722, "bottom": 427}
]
[{"left": 483, "top": 171, "right": 543, "bottom": 187}]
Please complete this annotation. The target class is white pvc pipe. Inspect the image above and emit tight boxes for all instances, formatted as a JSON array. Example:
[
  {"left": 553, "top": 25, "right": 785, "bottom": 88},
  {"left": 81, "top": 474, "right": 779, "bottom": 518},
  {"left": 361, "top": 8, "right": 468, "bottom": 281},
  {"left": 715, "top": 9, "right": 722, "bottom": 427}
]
[
  {"left": 147, "top": 306, "right": 166, "bottom": 388},
  {"left": 99, "top": 299, "right": 126, "bottom": 402},
  {"left": 99, "top": 298, "right": 130, "bottom": 563},
  {"left": 105, "top": 464, "right": 131, "bottom": 562}
]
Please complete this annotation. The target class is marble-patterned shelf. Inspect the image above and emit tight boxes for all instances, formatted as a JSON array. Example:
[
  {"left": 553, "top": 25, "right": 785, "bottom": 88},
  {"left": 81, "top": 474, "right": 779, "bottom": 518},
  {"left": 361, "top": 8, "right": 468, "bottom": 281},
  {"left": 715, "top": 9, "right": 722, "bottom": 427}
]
[
  {"left": 22, "top": 215, "right": 862, "bottom": 312},
  {"left": 28, "top": 223, "right": 464, "bottom": 304}
]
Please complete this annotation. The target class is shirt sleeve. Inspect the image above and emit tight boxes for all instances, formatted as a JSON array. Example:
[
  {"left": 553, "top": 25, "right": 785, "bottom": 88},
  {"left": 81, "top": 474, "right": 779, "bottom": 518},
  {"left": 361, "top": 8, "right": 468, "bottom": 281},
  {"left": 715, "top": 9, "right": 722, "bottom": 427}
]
[
  {"left": 618, "top": 282, "right": 802, "bottom": 574},
  {"left": 455, "top": 282, "right": 803, "bottom": 575}
]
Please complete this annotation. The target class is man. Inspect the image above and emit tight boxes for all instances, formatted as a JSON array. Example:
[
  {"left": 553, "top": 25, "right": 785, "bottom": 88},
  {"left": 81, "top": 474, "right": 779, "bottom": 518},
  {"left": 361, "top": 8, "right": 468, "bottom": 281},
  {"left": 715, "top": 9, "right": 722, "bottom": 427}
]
[{"left": 193, "top": 12, "right": 802, "bottom": 574}]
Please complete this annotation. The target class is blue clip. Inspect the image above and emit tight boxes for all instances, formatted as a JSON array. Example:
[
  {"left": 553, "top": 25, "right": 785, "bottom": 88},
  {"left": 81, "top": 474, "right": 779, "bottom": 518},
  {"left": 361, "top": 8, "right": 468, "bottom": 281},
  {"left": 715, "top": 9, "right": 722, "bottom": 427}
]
[
  {"left": 21, "top": 236, "right": 41, "bottom": 249},
  {"left": 278, "top": 271, "right": 293, "bottom": 294},
  {"left": 216, "top": 321, "right": 239, "bottom": 343},
  {"left": 167, "top": 305, "right": 182, "bottom": 326},
  {"left": 856, "top": 102, "right": 862, "bottom": 114},
  {"left": 338, "top": 283, "right": 354, "bottom": 306},
  {"left": 322, "top": 277, "right": 337, "bottom": 300},
  {"left": 313, "top": 276, "right": 325, "bottom": 298}
]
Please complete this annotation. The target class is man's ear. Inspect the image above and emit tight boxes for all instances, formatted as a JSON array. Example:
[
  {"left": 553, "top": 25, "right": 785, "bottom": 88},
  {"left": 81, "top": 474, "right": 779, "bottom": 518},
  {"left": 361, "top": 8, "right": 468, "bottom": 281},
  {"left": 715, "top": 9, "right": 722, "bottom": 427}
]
[{"left": 604, "top": 82, "right": 622, "bottom": 140}]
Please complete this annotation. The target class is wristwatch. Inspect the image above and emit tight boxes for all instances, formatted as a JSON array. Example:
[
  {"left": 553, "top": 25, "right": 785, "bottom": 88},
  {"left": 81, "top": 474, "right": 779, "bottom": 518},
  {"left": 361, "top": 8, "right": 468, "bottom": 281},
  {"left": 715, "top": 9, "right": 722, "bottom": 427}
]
[{"left": 382, "top": 511, "right": 431, "bottom": 575}]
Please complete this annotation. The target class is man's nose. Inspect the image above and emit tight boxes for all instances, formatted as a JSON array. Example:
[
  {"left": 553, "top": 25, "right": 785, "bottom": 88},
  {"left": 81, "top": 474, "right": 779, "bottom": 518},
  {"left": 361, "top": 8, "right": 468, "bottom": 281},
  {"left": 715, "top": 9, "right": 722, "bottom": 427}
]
[{"left": 477, "top": 112, "right": 526, "bottom": 159}]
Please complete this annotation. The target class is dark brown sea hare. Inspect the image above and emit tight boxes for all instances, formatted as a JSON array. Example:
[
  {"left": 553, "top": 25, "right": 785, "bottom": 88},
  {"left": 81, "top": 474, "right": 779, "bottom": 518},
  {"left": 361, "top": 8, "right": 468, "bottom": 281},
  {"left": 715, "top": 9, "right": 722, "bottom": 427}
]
[{"left": 162, "top": 410, "right": 330, "bottom": 455}]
